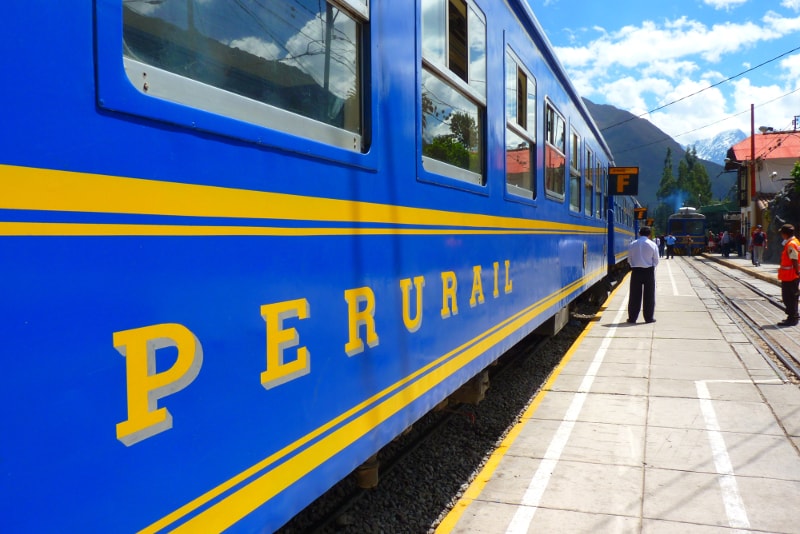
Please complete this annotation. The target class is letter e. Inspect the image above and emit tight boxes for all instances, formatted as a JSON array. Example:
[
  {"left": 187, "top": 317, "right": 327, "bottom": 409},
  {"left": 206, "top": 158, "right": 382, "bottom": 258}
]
[{"left": 261, "top": 298, "right": 311, "bottom": 390}]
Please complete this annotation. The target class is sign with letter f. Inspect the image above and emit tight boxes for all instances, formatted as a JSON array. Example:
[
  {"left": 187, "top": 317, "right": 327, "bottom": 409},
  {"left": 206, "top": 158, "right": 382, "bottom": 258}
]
[{"left": 609, "top": 167, "right": 639, "bottom": 195}]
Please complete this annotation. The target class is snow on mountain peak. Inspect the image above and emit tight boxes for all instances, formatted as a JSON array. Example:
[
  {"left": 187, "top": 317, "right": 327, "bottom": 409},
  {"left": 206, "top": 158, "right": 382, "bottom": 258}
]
[{"left": 684, "top": 129, "right": 747, "bottom": 165}]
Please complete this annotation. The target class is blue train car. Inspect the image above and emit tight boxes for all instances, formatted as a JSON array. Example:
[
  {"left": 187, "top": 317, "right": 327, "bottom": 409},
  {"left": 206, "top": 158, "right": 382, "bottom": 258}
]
[
  {"left": 609, "top": 195, "right": 638, "bottom": 269},
  {"left": 0, "top": 1, "right": 634, "bottom": 531},
  {"left": 668, "top": 207, "right": 707, "bottom": 255}
]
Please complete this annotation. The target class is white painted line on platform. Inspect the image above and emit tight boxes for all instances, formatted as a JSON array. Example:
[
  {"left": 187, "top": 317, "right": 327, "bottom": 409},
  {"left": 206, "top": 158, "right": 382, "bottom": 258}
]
[
  {"left": 504, "top": 292, "right": 628, "bottom": 534},
  {"left": 666, "top": 260, "right": 680, "bottom": 296},
  {"left": 695, "top": 380, "right": 751, "bottom": 531}
]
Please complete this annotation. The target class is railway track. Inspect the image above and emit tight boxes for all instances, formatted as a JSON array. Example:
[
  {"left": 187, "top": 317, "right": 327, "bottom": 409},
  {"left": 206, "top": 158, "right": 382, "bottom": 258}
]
[{"left": 682, "top": 255, "right": 800, "bottom": 382}]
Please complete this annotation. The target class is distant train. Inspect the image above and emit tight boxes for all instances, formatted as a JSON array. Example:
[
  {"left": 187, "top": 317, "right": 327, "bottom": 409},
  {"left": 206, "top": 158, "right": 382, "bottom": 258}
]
[
  {"left": 0, "top": 0, "right": 635, "bottom": 531},
  {"left": 667, "top": 207, "right": 708, "bottom": 255}
]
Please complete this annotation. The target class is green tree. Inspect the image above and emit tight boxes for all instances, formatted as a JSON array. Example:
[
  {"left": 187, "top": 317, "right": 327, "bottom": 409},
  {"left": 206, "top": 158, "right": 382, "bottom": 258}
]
[
  {"left": 690, "top": 162, "right": 713, "bottom": 206},
  {"left": 657, "top": 147, "right": 676, "bottom": 201},
  {"left": 449, "top": 111, "right": 478, "bottom": 151},
  {"left": 791, "top": 160, "right": 800, "bottom": 193},
  {"left": 423, "top": 135, "right": 470, "bottom": 169},
  {"left": 678, "top": 147, "right": 713, "bottom": 207},
  {"left": 676, "top": 158, "right": 691, "bottom": 197}
]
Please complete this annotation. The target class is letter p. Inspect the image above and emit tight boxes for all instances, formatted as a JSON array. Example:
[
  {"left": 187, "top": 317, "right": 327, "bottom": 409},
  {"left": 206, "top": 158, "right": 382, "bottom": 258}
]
[{"left": 114, "top": 323, "right": 203, "bottom": 446}]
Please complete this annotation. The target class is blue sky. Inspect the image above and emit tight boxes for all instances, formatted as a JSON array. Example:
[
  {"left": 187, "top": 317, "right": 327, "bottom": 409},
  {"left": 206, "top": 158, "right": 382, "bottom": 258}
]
[{"left": 527, "top": 0, "right": 800, "bottom": 145}]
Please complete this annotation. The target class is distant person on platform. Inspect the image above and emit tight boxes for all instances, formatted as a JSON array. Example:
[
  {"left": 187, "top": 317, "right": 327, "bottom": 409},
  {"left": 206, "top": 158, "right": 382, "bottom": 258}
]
[
  {"left": 665, "top": 233, "right": 676, "bottom": 259},
  {"left": 720, "top": 230, "right": 731, "bottom": 257},
  {"left": 752, "top": 225, "right": 767, "bottom": 266},
  {"left": 627, "top": 226, "right": 659, "bottom": 324},
  {"left": 777, "top": 224, "right": 800, "bottom": 327}
]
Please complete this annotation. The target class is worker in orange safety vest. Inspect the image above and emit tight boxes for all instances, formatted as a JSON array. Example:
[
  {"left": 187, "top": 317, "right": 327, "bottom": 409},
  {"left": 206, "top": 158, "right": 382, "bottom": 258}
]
[{"left": 777, "top": 224, "right": 800, "bottom": 327}]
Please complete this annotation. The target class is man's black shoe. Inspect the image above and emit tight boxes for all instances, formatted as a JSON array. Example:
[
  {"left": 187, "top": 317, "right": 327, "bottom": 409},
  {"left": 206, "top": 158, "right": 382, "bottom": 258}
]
[
  {"left": 626, "top": 319, "right": 636, "bottom": 324},
  {"left": 777, "top": 319, "right": 798, "bottom": 327},
  {"left": 645, "top": 319, "right": 656, "bottom": 323}
]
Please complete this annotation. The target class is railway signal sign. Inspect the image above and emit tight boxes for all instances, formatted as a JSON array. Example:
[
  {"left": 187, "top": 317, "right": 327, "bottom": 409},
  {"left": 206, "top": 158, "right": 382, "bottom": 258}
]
[
  {"left": 609, "top": 166, "right": 639, "bottom": 195},
  {"left": 634, "top": 207, "right": 647, "bottom": 220}
]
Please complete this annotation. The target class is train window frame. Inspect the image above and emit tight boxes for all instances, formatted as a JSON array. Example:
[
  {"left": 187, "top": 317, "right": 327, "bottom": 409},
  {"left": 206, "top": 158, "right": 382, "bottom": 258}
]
[
  {"left": 504, "top": 48, "right": 537, "bottom": 200},
  {"left": 584, "top": 147, "right": 594, "bottom": 217},
  {"left": 569, "top": 128, "right": 581, "bottom": 213},
  {"left": 419, "top": 0, "right": 487, "bottom": 189},
  {"left": 95, "top": 0, "right": 375, "bottom": 165},
  {"left": 603, "top": 165, "right": 609, "bottom": 220},
  {"left": 544, "top": 101, "right": 566, "bottom": 201},
  {"left": 596, "top": 161, "right": 604, "bottom": 219}
]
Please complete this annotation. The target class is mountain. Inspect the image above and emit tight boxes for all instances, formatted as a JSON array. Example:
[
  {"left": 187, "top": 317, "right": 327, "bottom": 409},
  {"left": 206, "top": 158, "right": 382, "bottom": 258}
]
[
  {"left": 583, "top": 99, "right": 734, "bottom": 210},
  {"left": 684, "top": 129, "right": 747, "bottom": 165}
]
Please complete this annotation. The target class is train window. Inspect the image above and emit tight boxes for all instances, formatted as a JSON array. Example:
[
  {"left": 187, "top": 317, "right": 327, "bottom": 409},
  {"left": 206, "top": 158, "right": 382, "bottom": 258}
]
[
  {"left": 687, "top": 220, "right": 705, "bottom": 234},
  {"left": 569, "top": 130, "right": 581, "bottom": 213},
  {"left": 421, "top": 0, "right": 486, "bottom": 185},
  {"left": 544, "top": 103, "right": 566, "bottom": 200},
  {"left": 585, "top": 148, "right": 594, "bottom": 216},
  {"left": 594, "top": 161, "right": 603, "bottom": 219},
  {"left": 121, "top": 0, "right": 366, "bottom": 152},
  {"left": 505, "top": 50, "right": 536, "bottom": 199},
  {"left": 604, "top": 167, "right": 609, "bottom": 220}
]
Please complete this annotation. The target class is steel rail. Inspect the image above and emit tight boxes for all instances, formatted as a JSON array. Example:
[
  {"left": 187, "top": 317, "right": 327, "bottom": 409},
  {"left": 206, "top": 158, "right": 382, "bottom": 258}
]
[{"left": 683, "top": 258, "right": 798, "bottom": 381}]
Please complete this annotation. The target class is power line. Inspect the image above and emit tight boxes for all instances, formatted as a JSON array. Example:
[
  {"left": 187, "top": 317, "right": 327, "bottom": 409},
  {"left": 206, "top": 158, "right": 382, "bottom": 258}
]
[
  {"left": 672, "top": 86, "right": 800, "bottom": 140},
  {"left": 600, "top": 44, "right": 800, "bottom": 133},
  {"left": 613, "top": 85, "right": 800, "bottom": 156}
]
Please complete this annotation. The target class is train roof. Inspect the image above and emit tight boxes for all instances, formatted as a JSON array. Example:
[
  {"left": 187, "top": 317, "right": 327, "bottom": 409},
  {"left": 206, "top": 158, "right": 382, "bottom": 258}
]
[
  {"left": 513, "top": 2, "right": 614, "bottom": 162},
  {"left": 668, "top": 207, "right": 706, "bottom": 219}
]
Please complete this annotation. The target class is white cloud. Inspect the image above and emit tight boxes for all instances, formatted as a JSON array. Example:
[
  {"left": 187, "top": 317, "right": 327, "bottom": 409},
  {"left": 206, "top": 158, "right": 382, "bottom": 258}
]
[
  {"left": 600, "top": 76, "right": 660, "bottom": 114},
  {"left": 229, "top": 36, "right": 282, "bottom": 61},
  {"left": 641, "top": 59, "right": 700, "bottom": 79},
  {"left": 554, "top": 17, "right": 772, "bottom": 79},
  {"left": 782, "top": 0, "right": 800, "bottom": 11},
  {"left": 780, "top": 53, "right": 800, "bottom": 79},
  {"left": 552, "top": 9, "right": 800, "bottom": 143},
  {"left": 764, "top": 10, "right": 800, "bottom": 33},
  {"left": 730, "top": 78, "right": 800, "bottom": 131},
  {"left": 649, "top": 80, "right": 728, "bottom": 139},
  {"left": 704, "top": 0, "right": 748, "bottom": 10}
]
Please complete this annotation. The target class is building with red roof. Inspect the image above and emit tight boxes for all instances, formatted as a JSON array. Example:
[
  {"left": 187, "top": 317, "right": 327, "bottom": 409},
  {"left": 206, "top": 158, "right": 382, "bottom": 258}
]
[{"left": 724, "top": 128, "right": 800, "bottom": 235}]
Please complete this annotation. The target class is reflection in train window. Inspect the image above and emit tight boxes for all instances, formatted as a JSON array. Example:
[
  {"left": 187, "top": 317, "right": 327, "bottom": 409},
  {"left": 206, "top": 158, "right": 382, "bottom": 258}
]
[
  {"left": 569, "top": 129, "right": 581, "bottom": 212},
  {"left": 596, "top": 162, "right": 604, "bottom": 219},
  {"left": 122, "top": 0, "right": 366, "bottom": 151},
  {"left": 505, "top": 50, "right": 536, "bottom": 199},
  {"left": 585, "top": 148, "right": 594, "bottom": 216},
  {"left": 545, "top": 103, "right": 566, "bottom": 200},
  {"left": 421, "top": 0, "right": 486, "bottom": 185}
]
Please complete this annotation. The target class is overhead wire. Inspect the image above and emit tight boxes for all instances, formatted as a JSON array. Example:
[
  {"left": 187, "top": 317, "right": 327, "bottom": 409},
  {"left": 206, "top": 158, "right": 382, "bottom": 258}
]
[
  {"left": 613, "top": 86, "right": 800, "bottom": 156},
  {"left": 599, "top": 44, "right": 800, "bottom": 133}
]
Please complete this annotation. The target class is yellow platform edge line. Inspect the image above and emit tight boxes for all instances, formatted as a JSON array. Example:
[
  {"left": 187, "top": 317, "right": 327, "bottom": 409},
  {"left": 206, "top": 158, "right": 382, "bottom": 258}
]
[{"left": 434, "top": 277, "right": 628, "bottom": 533}]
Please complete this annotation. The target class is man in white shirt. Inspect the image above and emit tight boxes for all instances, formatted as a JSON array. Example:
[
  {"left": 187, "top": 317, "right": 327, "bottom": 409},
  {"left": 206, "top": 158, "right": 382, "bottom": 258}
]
[{"left": 628, "top": 226, "right": 660, "bottom": 324}]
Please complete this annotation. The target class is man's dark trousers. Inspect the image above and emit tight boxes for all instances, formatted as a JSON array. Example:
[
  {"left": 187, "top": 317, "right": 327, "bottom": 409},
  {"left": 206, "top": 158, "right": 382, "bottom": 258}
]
[
  {"left": 781, "top": 279, "right": 800, "bottom": 321},
  {"left": 628, "top": 267, "right": 655, "bottom": 322}
]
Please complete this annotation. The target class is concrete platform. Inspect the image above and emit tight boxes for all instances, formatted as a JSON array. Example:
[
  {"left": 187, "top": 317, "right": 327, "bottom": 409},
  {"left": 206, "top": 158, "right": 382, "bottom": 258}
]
[
  {"left": 437, "top": 257, "right": 800, "bottom": 534},
  {"left": 701, "top": 251, "right": 781, "bottom": 287}
]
